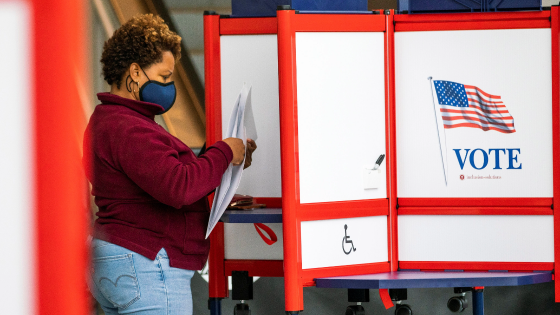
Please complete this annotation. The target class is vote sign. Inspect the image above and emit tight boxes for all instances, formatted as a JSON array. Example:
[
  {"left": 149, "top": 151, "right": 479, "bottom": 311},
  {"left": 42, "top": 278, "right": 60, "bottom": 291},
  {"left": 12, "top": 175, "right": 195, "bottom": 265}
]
[{"left": 395, "top": 28, "right": 553, "bottom": 198}]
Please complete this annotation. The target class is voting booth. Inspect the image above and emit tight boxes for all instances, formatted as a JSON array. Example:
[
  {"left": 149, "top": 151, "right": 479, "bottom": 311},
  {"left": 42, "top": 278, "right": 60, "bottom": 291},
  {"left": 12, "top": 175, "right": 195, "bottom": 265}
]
[
  {"left": 277, "top": 8, "right": 395, "bottom": 312},
  {"left": 204, "top": 6, "right": 560, "bottom": 315},
  {"left": 204, "top": 13, "right": 285, "bottom": 303},
  {"left": 393, "top": 7, "right": 559, "bottom": 285},
  {"left": 204, "top": 8, "right": 396, "bottom": 313}
]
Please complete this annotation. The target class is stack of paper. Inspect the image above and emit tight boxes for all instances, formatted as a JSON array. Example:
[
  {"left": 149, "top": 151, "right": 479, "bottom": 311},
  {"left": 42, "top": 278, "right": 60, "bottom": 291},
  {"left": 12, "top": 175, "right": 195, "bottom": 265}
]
[{"left": 206, "top": 84, "right": 257, "bottom": 238}]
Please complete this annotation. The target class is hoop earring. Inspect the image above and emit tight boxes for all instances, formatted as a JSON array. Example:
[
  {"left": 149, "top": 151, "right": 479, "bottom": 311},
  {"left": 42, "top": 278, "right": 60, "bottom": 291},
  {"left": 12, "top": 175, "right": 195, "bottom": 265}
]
[{"left": 125, "top": 75, "right": 133, "bottom": 93}]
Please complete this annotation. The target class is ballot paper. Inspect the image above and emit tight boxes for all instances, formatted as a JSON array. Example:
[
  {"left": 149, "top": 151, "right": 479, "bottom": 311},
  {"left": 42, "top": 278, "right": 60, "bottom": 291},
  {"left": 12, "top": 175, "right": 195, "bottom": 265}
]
[{"left": 206, "top": 84, "right": 256, "bottom": 238}]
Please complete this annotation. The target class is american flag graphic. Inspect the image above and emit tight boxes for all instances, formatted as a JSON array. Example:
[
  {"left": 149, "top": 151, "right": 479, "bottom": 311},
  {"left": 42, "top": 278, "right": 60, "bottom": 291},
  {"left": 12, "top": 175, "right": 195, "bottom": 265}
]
[{"left": 432, "top": 80, "right": 515, "bottom": 133}]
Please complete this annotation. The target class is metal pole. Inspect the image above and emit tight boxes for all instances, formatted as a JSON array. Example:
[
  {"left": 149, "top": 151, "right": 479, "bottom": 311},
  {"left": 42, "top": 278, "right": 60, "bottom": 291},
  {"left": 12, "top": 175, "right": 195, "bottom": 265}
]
[
  {"left": 209, "top": 298, "right": 222, "bottom": 315},
  {"left": 472, "top": 289, "right": 484, "bottom": 315}
]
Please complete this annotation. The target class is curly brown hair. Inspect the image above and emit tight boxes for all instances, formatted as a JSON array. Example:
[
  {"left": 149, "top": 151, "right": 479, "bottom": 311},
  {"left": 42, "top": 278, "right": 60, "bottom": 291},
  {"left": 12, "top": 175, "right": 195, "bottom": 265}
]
[{"left": 101, "top": 14, "right": 181, "bottom": 89}]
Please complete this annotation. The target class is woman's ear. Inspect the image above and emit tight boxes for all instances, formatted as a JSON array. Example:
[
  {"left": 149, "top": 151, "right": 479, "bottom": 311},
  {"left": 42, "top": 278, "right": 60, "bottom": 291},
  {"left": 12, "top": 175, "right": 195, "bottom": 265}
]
[{"left": 129, "top": 63, "right": 141, "bottom": 82}]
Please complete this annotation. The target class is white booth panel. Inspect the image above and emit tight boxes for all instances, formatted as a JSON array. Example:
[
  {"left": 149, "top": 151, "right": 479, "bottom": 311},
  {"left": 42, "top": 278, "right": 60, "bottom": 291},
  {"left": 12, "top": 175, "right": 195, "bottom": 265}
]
[
  {"left": 0, "top": 2, "right": 33, "bottom": 314},
  {"left": 295, "top": 32, "right": 387, "bottom": 204},
  {"left": 395, "top": 29, "right": 553, "bottom": 197},
  {"left": 224, "top": 223, "right": 284, "bottom": 260},
  {"left": 301, "top": 216, "right": 389, "bottom": 269},
  {"left": 398, "top": 215, "right": 554, "bottom": 262},
  {"left": 220, "top": 35, "right": 282, "bottom": 197}
]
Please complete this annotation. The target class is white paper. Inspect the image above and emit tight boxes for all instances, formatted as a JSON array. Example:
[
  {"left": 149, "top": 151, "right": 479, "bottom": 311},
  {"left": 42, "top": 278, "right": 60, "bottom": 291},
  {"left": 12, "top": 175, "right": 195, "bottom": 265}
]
[{"left": 206, "top": 85, "right": 255, "bottom": 238}]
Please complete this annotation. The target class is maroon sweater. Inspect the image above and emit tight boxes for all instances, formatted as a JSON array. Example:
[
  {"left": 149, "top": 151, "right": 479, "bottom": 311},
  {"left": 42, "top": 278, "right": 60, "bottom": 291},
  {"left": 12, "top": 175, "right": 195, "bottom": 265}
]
[{"left": 83, "top": 93, "right": 233, "bottom": 270}]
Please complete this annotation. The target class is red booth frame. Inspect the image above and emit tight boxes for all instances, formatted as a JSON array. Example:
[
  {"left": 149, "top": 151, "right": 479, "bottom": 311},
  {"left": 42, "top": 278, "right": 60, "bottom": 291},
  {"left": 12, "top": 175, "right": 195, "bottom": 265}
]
[
  {"left": 205, "top": 8, "right": 560, "bottom": 311},
  {"left": 204, "top": 14, "right": 286, "bottom": 302},
  {"left": 392, "top": 9, "right": 560, "bottom": 301},
  {"left": 204, "top": 11, "right": 397, "bottom": 312}
]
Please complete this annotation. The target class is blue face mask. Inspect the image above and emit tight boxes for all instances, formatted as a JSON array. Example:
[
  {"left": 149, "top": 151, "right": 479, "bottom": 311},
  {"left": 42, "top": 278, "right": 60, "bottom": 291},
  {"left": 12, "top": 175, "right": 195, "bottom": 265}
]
[{"left": 138, "top": 67, "right": 176, "bottom": 114}]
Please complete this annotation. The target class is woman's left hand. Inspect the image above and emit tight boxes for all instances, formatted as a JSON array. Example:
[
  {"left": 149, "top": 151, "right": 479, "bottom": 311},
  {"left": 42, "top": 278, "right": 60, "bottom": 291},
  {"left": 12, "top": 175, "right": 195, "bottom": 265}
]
[{"left": 244, "top": 139, "right": 257, "bottom": 169}]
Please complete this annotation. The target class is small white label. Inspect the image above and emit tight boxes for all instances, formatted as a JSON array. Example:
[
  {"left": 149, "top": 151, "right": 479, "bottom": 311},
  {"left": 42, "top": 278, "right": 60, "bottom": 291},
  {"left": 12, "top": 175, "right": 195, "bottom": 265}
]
[{"left": 363, "top": 167, "right": 381, "bottom": 189}]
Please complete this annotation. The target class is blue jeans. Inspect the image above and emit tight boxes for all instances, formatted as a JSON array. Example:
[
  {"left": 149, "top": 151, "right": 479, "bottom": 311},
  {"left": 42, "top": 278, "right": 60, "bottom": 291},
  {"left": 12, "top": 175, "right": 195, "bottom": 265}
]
[{"left": 87, "top": 238, "right": 195, "bottom": 315}]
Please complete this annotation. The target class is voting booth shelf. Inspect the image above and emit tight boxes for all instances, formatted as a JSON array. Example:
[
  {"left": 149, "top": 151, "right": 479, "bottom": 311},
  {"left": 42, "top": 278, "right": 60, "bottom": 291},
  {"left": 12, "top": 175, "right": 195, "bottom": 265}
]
[{"left": 204, "top": 7, "right": 560, "bottom": 314}]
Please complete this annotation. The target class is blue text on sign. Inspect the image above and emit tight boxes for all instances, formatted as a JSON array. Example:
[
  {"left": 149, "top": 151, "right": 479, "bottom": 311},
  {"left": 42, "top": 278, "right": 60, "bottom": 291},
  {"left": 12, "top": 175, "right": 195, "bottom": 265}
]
[{"left": 453, "top": 148, "right": 522, "bottom": 170}]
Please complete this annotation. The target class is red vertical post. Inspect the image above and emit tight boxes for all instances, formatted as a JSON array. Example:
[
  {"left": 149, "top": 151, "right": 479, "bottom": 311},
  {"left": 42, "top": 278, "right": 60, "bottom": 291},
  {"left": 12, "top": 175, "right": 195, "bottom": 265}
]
[
  {"left": 32, "top": 0, "right": 89, "bottom": 314},
  {"left": 551, "top": 5, "right": 560, "bottom": 303},
  {"left": 204, "top": 12, "right": 229, "bottom": 298},
  {"left": 209, "top": 222, "right": 228, "bottom": 298},
  {"left": 385, "top": 10, "right": 399, "bottom": 272},
  {"left": 205, "top": 12, "right": 223, "bottom": 147},
  {"left": 277, "top": 8, "right": 304, "bottom": 313}
]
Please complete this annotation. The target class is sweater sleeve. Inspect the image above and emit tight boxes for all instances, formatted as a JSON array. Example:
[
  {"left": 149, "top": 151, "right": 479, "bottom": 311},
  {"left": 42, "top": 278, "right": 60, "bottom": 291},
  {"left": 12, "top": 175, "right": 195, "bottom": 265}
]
[{"left": 115, "top": 124, "right": 233, "bottom": 209}]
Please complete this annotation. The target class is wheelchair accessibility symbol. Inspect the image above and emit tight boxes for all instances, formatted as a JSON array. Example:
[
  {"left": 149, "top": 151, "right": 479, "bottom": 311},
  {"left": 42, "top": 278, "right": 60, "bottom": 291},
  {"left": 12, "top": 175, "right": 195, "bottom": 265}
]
[{"left": 342, "top": 224, "right": 357, "bottom": 255}]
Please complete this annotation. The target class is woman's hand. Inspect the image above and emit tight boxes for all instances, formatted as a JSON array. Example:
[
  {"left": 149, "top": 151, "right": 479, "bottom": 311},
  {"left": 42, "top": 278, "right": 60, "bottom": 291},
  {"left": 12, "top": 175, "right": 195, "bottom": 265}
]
[
  {"left": 222, "top": 137, "right": 245, "bottom": 165},
  {"left": 244, "top": 139, "right": 257, "bottom": 169}
]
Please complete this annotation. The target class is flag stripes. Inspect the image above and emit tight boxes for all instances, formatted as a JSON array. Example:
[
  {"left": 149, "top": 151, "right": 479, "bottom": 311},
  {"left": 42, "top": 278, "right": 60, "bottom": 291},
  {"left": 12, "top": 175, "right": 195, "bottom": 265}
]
[{"left": 433, "top": 80, "right": 515, "bottom": 134}]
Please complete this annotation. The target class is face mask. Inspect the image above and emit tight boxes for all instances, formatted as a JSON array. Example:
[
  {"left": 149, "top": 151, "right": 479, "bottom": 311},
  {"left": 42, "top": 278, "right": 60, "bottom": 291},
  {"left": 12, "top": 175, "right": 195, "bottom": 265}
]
[{"left": 138, "top": 66, "right": 177, "bottom": 114}]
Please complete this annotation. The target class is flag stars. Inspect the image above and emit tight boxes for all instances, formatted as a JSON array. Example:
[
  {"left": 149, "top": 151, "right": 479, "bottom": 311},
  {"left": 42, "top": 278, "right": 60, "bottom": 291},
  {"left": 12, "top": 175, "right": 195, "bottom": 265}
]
[{"left": 434, "top": 80, "right": 468, "bottom": 107}]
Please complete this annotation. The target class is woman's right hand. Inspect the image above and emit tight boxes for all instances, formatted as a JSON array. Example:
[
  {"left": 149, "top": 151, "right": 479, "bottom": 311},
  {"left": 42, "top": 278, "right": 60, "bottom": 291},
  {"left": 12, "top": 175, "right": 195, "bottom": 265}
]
[{"left": 222, "top": 138, "right": 245, "bottom": 166}]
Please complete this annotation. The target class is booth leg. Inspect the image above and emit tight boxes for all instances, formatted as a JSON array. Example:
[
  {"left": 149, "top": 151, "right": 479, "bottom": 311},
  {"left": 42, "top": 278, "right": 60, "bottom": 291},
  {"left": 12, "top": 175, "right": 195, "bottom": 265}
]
[
  {"left": 232, "top": 271, "right": 252, "bottom": 315},
  {"left": 390, "top": 289, "right": 412, "bottom": 315},
  {"left": 345, "top": 289, "right": 368, "bottom": 315},
  {"left": 472, "top": 289, "right": 484, "bottom": 315},
  {"left": 232, "top": 271, "right": 253, "bottom": 300},
  {"left": 209, "top": 298, "right": 222, "bottom": 315}
]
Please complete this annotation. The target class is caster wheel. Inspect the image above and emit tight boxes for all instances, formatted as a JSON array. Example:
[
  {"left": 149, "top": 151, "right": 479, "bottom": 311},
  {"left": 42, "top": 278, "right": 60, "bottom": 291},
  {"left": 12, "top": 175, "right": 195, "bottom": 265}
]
[
  {"left": 395, "top": 304, "right": 412, "bottom": 315},
  {"left": 447, "top": 296, "right": 468, "bottom": 312},
  {"left": 234, "top": 303, "right": 251, "bottom": 315},
  {"left": 345, "top": 305, "right": 365, "bottom": 315}
]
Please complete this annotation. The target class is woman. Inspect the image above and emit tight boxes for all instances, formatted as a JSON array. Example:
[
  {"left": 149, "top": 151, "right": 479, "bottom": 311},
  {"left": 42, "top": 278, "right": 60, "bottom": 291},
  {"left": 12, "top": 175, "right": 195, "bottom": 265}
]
[{"left": 83, "top": 14, "right": 255, "bottom": 314}]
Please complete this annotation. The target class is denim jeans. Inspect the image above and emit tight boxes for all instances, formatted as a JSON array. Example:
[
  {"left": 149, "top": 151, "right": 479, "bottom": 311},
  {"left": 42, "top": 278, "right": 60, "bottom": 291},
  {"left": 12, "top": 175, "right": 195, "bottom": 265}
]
[{"left": 87, "top": 238, "right": 195, "bottom": 315}]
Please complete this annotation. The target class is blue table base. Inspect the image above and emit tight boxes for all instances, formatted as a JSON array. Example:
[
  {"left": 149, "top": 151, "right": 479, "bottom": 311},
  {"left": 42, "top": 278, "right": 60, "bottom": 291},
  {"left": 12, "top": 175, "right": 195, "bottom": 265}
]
[
  {"left": 315, "top": 271, "right": 552, "bottom": 289},
  {"left": 472, "top": 289, "right": 484, "bottom": 315},
  {"left": 314, "top": 271, "right": 552, "bottom": 315},
  {"left": 209, "top": 298, "right": 222, "bottom": 315}
]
